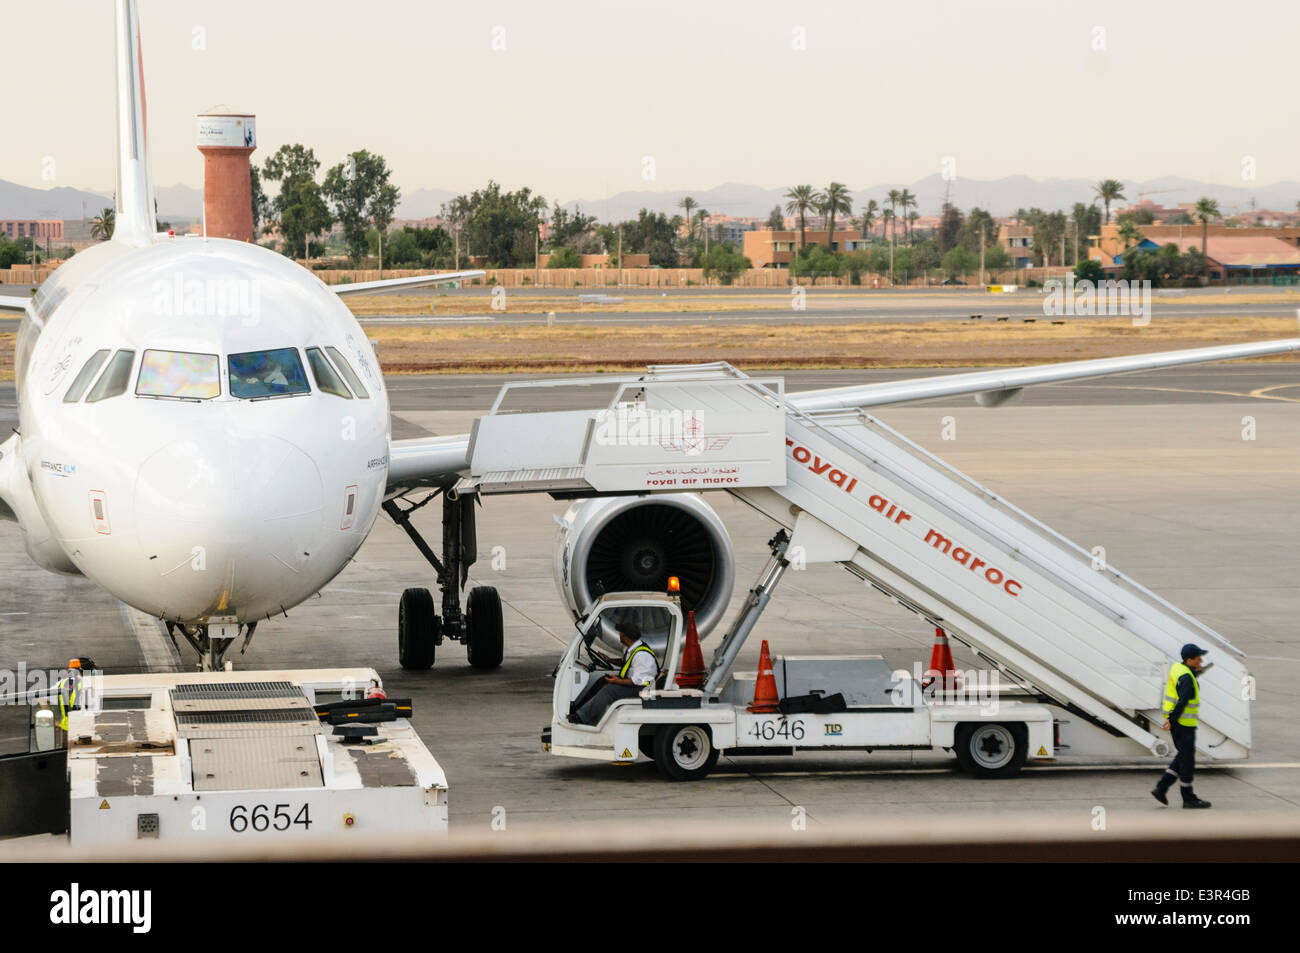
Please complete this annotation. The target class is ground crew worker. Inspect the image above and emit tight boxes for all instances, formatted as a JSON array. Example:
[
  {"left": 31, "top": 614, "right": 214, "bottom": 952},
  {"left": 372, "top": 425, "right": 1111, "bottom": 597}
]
[
  {"left": 570, "top": 622, "right": 659, "bottom": 726},
  {"left": 1152, "top": 643, "right": 1212, "bottom": 809},
  {"left": 56, "top": 659, "right": 83, "bottom": 734}
]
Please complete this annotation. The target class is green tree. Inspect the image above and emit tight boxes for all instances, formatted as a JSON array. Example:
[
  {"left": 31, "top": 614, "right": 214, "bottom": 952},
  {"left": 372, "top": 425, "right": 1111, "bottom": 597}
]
[
  {"left": 701, "top": 243, "right": 750, "bottom": 285},
  {"left": 1193, "top": 197, "right": 1221, "bottom": 277},
  {"left": 942, "top": 246, "right": 977, "bottom": 280},
  {"left": 322, "top": 149, "right": 400, "bottom": 264},
  {"left": 784, "top": 185, "right": 817, "bottom": 249},
  {"left": 898, "top": 188, "right": 916, "bottom": 244},
  {"left": 549, "top": 204, "right": 597, "bottom": 250},
  {"left": 90, "top": 207, "right": 115, "bottom": 241},
  {"left": 855, "top": 198, "right": 879, "bottom": 239},
  {"left": 1116, "top": 218, "right": 1143, "bottom": 251},
  {"left": 1093, "top": 178, "right": 1126, "bottom": 224},
  {"left": 958, "top": 207, "right": 996, "bottom": 253},
  {"left": 937, "top": 203, "right": 962, "bottom": 254},
  {"left": 790, "top": 244, "right": 843, "bottom": 279},
  {"left": 0, "top": 238, "right": 28, "bottom": 268},
  {"left": 444, "top": 180, "right": 547, "bottom": 267},
  {"left": 765, "top": 205, "right": 785, "bottom": 230},
  {"left": 678, "top": 196, "right": 698, "bottom": 240},
  {"left": 250, "top": 165, "right": 269, "bottom": 236},
  {"left": 262, "top": 145, "right": 334, "bottom": 258},
  {"left": 1074, "top": 258, "right": 1106, "bottom": 283},
  {"left": 982, "top": 243, "right": 1011, "bottom": 275},
  {"left": 821, "top": 182, "right": 853, "bottom": 250},
  {"left": 547, "top": 246, "right": 581, "bottom": 268}
]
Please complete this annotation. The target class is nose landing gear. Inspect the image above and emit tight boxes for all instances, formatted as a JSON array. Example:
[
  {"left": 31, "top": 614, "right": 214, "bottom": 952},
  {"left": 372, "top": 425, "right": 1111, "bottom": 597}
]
[
  {"left": 166, "top": 619, "right": 257, "bottom": 672},
  {"left": 384, "top": 488, "right": 503, "bottom": 671}
]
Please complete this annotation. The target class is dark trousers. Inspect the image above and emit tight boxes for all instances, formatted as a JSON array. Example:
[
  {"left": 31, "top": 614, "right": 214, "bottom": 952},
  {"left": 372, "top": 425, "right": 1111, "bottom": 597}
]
[
  {"left": 575, "top": 682, "right": 641, "bottom": 726},
  {"left": 1157, "top": 724, "right": 1196, "bottom": 791}
]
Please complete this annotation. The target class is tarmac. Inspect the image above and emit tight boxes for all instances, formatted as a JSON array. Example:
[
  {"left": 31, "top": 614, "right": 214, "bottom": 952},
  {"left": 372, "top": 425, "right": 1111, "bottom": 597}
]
[{"left": 1, "top": 362, "right": 1298, "bottom": 836}]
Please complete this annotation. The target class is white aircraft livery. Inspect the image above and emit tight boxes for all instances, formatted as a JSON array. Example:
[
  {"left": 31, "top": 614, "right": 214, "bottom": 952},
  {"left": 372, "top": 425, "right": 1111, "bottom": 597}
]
[{"left": 2, "top": 0, "right": 1297, "bottom": 671}]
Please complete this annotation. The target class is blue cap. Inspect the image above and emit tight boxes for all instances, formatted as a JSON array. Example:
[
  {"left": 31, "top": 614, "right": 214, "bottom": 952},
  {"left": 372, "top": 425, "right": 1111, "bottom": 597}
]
[{"left": 1181, "top": 643, "right": 1208, "bottom": 661}]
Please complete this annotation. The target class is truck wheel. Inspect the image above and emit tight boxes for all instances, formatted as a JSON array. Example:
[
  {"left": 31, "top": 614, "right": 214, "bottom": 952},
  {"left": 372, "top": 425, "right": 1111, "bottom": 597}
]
[
  {"left": 398, "top": 587, "right": 439, "bottom": 670},
  {"left": 653, "top": 725, "right": 718, "bottom": 782},
  {"left": 465, "top": 586, "right": 504, "bottom": 669},
  {"left": 954, "top": 722, "right": 1027, "bottom": 779}
]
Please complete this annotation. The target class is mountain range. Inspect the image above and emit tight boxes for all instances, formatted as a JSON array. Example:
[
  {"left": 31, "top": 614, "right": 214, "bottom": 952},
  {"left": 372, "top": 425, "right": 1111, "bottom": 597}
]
[{"left": 5, "top": 175, "right": 1298, "bottom": 225}]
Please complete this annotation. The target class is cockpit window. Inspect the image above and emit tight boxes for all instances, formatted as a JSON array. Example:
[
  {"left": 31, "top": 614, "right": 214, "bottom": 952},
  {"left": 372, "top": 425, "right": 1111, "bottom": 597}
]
[
  {"left": 63, "top": 349, "right": 111, "bottom": 403},
  {"left": 136, "top": 349, "right": 220, "bottom": 400},
  {"left": 305, "top": 347, "right": 352, "bottom": 399},
  {"left": 85, "top": 349, "right": 137, "bottom": 403},
  {"left": 325, "top": 346, "right": 370, "bottom": 399},
  {"left": 228, "top": 348, "right": 310, "bottom": 399}
]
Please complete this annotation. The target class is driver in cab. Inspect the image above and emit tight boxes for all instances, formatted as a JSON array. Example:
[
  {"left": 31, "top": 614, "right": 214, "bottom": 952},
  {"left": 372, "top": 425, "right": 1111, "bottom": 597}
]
[{"left": 569, "top": 621, "right": 658, "bottom": 726}]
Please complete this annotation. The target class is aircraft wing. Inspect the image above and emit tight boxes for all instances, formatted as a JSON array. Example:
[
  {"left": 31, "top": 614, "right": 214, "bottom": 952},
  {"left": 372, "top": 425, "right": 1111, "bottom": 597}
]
[
  {"left": 381, "top": 337, "right": 1300, "bottom": 494},
  {"left": 0, "top": 296, "right": 34, "bottom": 318},
  {"left": 787, "top": 337, "right": 1300, "bottom": 412},
  {"left": 330, "top": 270, "right": 485, "bottom": 297}
]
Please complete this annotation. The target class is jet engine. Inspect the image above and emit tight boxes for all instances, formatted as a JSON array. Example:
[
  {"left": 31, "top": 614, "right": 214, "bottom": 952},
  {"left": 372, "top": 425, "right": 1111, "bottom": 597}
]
[{"left": 554, "top": 494, "right": 734, "bottom": 651}]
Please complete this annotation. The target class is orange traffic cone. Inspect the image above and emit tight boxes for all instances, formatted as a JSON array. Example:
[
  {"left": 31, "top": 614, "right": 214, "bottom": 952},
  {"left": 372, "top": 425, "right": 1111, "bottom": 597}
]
[
  {"left": 747, "top": 640, "right": 780, "bottom": 713},
  {"left": 926, "top": 626, "right": 959, "bottom": 689},
  {"left": 676, "top": 610, "right": 706, "bottom": 689}
]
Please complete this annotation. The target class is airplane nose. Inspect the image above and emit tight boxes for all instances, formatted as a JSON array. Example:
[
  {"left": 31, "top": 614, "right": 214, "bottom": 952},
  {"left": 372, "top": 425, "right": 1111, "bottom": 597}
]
[{"left": 133, "top": 431, "right": 324, "bottom": 617}]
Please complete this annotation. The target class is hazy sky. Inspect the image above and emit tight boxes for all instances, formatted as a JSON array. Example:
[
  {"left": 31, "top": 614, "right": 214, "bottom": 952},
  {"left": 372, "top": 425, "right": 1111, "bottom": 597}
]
[{"left": 6, "top": 0, "right": 1299, "bottom": 205}]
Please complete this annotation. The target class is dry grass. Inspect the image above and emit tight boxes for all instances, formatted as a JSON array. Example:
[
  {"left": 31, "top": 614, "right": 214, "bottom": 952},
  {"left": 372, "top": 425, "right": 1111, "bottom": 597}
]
[
  {"left": 363, "top": 316, "right": 1299, "bottom": 375},
  {"left": 2, "top": 317, "right": 1293, "bottom": 382},
  {"left": 345, "top": 288, "right": 1300, "bottom": 317}
]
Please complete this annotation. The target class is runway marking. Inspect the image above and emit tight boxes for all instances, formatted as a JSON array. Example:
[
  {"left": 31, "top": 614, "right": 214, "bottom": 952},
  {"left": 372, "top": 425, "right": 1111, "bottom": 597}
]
[
  {"left": 1091, "top": 384, "right": 1300, "bottom": 404},
  {"left": 119, "top": 603, "right": 182, "bottom": 673},
  {"left": 0, "top": 611, "right": 29, "bottom": 616}
]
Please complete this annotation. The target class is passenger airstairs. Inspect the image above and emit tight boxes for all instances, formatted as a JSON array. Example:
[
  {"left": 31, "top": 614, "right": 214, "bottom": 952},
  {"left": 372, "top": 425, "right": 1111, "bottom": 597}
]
[{"left": 462, "top": 364, "right": 1250, "bottom": 762}]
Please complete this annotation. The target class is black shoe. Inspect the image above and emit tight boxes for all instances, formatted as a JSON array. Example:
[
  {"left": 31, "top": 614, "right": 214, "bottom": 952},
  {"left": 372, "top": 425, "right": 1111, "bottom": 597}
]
[
  {"left": 1151, "top": 787, "right": 1169, "bottom": 805},
  {"left": 1183, "top": 795, "right": 1212, "bottom": 809}
]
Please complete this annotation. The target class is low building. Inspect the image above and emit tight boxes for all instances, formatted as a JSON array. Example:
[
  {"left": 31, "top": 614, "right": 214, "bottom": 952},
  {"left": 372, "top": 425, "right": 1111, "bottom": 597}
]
[
  {"left": 1, "top": 219, "right": 64, "bottom": 241},
  {"left": 997, "top": 224, "right": 1034, "bottom": 269},
  {"left": 742, "top": 229, "right": 873, "bottom": 268},
  {"left": 1111, "top": 234, "right": 1300, "bottom": 283}
]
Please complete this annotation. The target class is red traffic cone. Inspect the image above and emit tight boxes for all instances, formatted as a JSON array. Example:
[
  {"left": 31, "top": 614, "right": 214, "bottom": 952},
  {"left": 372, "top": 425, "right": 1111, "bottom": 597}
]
[
  {"left": 926, "top": 627, "right": 959, "bottom": 689},
  {"left": 676, "top": 610, "right": 706, "bottom": 689},
  {"left": 747, "top": 640, "right": 780, "bottom": 713}
]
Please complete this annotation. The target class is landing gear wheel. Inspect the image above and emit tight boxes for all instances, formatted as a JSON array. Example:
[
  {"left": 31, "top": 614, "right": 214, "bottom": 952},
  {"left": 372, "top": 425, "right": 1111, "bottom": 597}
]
[
  {"left": 398, "top": 587, "right": 440, "bottom": 670},
  {"left": 954, "top": 722, "right": 1027, "bottom": 779},
  {"left": 653, "top": 724, "right": 719, "bottom": 781},
  {"left": 465, "top": 585, "right": 504, "bottom": 669}
]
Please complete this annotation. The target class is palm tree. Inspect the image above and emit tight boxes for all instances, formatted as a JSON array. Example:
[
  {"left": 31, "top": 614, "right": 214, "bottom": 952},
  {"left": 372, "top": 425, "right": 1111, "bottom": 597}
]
[
  {"left": 821, "top": 182, "right": 852, "bottom": 251},
  {"left": 898, "top": 189, "right": 916, "bottom": 244},
  {"left": 694, "top": 208, "right": 710, "bottom": 254},
  {"left": 1116, "top": 219, "right": 1142, "bottom": 251},
  {"left": 1093, "top": 179, "right": 1126, "bottom": 224},
  {"left": 784, "top": 185, "right": 817, "bottom": 249},
  {"left": 857, "top": 198, "right": 879, "bottom": 239},
  {"left": 886, "top": 189, "right": 902, "bottom": 248},
  {"left": 90, "top": 207, "right": 115, "bottom": 241},
  {"left": 678, "top": 196, "right": 697, "bottom": 240},
  {"left": 1193, "top": 197, "right": 1221, "bottom": 279}
]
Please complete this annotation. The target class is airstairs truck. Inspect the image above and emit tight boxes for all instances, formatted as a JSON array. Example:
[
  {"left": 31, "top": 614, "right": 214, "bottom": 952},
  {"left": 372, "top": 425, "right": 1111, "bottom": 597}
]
[{"left": 459, "top": 364, "right": 1251, "bottom": 781}]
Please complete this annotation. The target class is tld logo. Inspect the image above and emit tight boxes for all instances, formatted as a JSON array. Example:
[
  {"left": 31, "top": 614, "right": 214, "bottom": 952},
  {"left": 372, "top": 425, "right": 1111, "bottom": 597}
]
[{"left": 824, "top": 724, "right": 843, "bottom": 736}]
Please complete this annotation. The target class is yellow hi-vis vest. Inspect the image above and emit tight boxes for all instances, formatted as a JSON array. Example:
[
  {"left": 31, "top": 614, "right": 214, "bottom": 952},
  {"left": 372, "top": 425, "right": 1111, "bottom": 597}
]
[
  {"left": 1163, "top": 662, "right": 1199, "bottom": 727},
  {"left": 57, "top": 677, "right": 78, "bottom": 732},
  {"left": 619, "top": 644, "right": 659, "bottom": 685}
]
